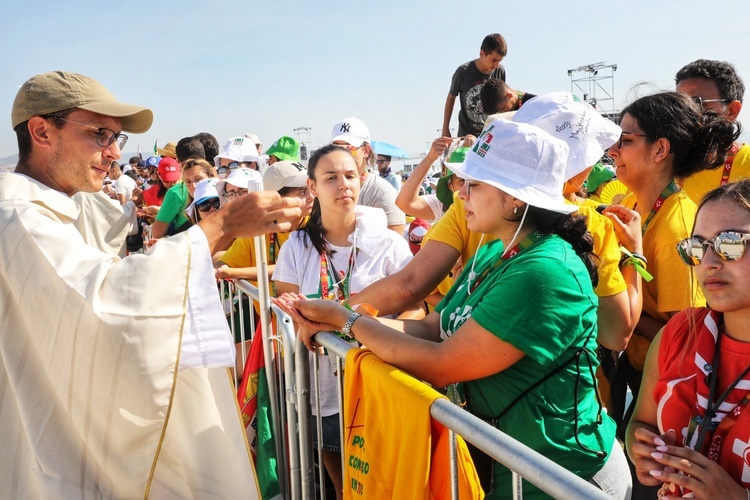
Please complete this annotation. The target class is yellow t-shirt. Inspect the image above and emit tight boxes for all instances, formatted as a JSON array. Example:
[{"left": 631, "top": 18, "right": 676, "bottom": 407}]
[
  {"left": 681, "top": 143, "right": 750, "bottom": 204},
  {"left": 427, "top": 196, "right": 626, "bottom": 298},
  {"left": 621, "top": 190, "right": 706, "bottom": 370},
  {"left": 220, "top": 231, "right": 293, "bottom": 271}
]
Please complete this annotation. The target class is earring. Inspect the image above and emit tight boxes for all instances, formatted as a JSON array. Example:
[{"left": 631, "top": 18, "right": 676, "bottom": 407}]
[{"left": 513, "top": 206, "right": 519, "bottom": 215}]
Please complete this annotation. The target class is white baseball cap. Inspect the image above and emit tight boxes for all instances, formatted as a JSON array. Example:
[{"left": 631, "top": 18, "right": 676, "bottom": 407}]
[
  {"left": 262, "top": 161, "right": 308, "bottom": 192},
  {"left": 330, "top": 117, "right": 370, "bottom": 146},
  {"left": 451, "top": 119, "right": 576, "bottom": 214},
  {"left": 512, "top": 92, "right": 621, "bottom": 180},
  {"left": 214, "top": 136, "right": 261, "bottom": 167},
  {"left": 216, "top": 168, "right": 263, "bottom": 201}
]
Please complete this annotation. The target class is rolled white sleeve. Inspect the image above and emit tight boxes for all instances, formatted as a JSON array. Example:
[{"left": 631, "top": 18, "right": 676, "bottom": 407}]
[{"left": 178, "top": 226, "right": 235, "bottom": 370}]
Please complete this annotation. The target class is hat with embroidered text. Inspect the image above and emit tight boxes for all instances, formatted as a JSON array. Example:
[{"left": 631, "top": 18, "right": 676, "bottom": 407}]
[
  {"left": 214, "top": 136, "right": 262, "bottom": 167},
  {"left": 330, "top": 117, "right": 370, "bottom": 147},
  {"left": 265, "top": 136, "right": 300, "bottom": 162},
  {"left": 157, "top": 157, "right": 180, "bottom": 182},
  {"left": 12, "top": 71, "right": 153, "bottom": 133},
  {"left": 156, "top": 142, "right": 177, "bottom": 159},
  {"left": 216, "top": 168, "right": 263, "bottom": 200},
  {"left": 262, "top": 161, "right": 308, "bottom": 192},
  {"left": 185, "top": 178, "right": 220, "bottom": 220},
  {"left": 452, "top": 119, "right": 575, "bottom": 214},
  {"left": 512, "top": 91, "right": 621, "bottom": 180}
]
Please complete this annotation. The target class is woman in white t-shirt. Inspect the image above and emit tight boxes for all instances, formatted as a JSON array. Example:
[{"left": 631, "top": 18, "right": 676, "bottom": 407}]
[{"left": 272, "top": 144, "right": 413, "bottom": 500}]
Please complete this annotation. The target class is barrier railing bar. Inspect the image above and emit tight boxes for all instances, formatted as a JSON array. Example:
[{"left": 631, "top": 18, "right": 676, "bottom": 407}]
[{"left": 315, "top": 331, "right": 610, "bottom": 500}]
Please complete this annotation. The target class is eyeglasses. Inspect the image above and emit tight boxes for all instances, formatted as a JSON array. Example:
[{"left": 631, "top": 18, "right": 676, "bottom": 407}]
[
  {"left": 676, "top": 231, "right": 750, "bottom": 266},
  {"left": 616, "top": 132, "right": 649, "bottom": 149},
  {"left": 691, "top": 96, "right": 730, "bottom": 110},
  {"left": 216, "top": 161, "right": 252, "bottom": 175},
  {"left": 222, "top": 189, "right": 248, "bottom": 201},
  {"left": 196, "top": 198, "right": 221, "bottom": 212},
  {"left": 334, "top": 143, "right": 363, "bottom": 153},
  {"left": 49, "top": 116, "right": 128, "bottom": 150}
]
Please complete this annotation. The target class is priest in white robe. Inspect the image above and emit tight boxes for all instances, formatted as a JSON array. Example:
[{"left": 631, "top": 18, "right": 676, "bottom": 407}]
[{"left": 0, "top": 71, "right": 303, "bottom": 499}]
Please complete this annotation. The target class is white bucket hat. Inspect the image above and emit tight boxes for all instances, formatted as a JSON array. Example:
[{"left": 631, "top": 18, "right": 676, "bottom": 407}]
[
  {"left": 216, "top": 168, "right": 263, "bottom": 202},
  {"left": 214, "top": 136, "right": 262, "bottom": 167},
  {"left": 185, "top": 178, "right": 220, "bottom": 220},
  {"left": 512, "top": 92, "right": 621, "bottom": 180},
  {"left": 330, "top": 117, "right": 371, "bottom": 146},
  {"left": 451, "top": 118, "right": 576, "bottom": 214},
  {"left": 262, "top": 161, "right": 308, "bottom": 192}
]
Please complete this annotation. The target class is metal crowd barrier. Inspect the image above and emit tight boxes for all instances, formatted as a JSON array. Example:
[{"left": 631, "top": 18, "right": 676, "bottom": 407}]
[{"left": 224, "top": 280, "right": 610, "bottom": 500}]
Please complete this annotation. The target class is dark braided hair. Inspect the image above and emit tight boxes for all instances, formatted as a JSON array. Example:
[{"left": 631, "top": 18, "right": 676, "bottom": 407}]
[
  {"left": 296, "top": 144, "right": 351, "bottom": 256},
  {"left": 513, "top": 206, "right": 599, "bottom": 288}
]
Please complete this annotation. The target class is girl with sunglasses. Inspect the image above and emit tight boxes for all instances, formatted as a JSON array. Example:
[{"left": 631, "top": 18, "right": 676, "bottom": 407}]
[
  {"left": 627, "top": 179, "right": 750, "bottom": 498},
  {"left": 606, "top": 92, "right": 739, "bottom": 437},
  {"left": 185, "top": 178, "right": 221, "bottom": 224}
]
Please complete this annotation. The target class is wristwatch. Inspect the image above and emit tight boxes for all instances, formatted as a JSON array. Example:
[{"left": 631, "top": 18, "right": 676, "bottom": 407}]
[{"left": 341, "top": 312, "right": 362, "bottom": 338}]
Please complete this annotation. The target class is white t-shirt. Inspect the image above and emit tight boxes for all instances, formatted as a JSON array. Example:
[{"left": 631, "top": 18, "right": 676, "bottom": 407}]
[
  {"left": 358, "top": 173, "right": 405, "bottom": 227},
  {"left": 272, "top": 205, "right": 412, "bottom": 415},
  {"left": 114, "top": 174, "right": 137, "bottom": 203}
]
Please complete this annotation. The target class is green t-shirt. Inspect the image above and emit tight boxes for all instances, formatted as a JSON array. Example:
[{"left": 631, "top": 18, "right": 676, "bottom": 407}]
[
  {"left": 155, "top": 182, "right": 190, "bottom": 230},
  {"left": 436, "top": 236, "right": 614, "bottom": 499}
]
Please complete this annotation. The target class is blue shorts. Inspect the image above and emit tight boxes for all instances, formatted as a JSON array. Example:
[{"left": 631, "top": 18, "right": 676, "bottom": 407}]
[{"left": 312, "top": 414, "right": 341, "bottom": 452}]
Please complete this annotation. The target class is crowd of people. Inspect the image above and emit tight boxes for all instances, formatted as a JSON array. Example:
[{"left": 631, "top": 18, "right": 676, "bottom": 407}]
[{"left": 2, "top": 30, "right": 750, "bottom": 499}]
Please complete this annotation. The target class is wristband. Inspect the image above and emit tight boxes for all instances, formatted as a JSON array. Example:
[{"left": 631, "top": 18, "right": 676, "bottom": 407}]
[
  {"left": 341, "top": 312, "right": 362, "bottom": 339},
  {"left": 619, "top": 246, "right": 653, "bottom": 282}
]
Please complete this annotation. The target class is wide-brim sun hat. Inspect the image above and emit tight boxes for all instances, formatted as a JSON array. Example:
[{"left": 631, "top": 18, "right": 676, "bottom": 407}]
[
  {"left": 12, "top": 71, "right": 153, "bottom": 133},
  {"left": 186, "top": 178, "right": 221, "bottom": 220},
  {"left": 216, "top": 168, "right": 263, "bottom": 201},
  {"left": 157, "top": 142, "right": 177, "bottom": 159},
  {"left": 262, "top": 160, "right": 308, "bottom": 192},
  {"left": 436, "top": 147, "right": 470, "bottom": 207},
  {"left": 511, "top": 91, "right": 621, "bottom": 180},
  {"left": 214, "top": 136, "right": 262, "bottom": 167},
  {"left": 265, "top": 136, "right": 300, "bottom": 161},
  {"left": 450, "top": 118, "right": 576, "bottom": 214}
]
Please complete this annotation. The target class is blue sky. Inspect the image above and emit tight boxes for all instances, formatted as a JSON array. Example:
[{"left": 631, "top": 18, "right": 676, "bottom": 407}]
[{"left": 1, "top": 0, "right": 749, "bottom": 160}]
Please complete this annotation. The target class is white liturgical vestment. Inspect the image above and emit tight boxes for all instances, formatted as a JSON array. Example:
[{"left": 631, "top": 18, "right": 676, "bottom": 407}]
[{"left": 0, "top": 172, "right": 260, "bottom": 499}]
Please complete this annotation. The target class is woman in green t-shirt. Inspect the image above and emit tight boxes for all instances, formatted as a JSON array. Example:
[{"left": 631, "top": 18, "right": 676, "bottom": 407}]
[{"left": 275, "top": 119, "right": 630, "bottom": 498}]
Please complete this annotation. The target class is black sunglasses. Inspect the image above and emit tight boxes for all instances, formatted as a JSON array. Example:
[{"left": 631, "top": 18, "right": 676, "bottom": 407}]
[
  {"left": 196, "top": 198, "right": 221, "bottom": 212},
  {"left": 616, "top": 132, "right": 649, "bottom": 149}
]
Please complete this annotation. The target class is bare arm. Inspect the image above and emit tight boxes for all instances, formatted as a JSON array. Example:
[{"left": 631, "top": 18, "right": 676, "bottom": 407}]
[
  {"left": 346, "top": 239, "right": 460, "bottom": 315},
  {"left": 151, "top": 220, "right": 170, "bottom": 239},
  {"left": 280, "top": 298, "right": 525, "bottom": 388},
  {"left": 215, "top": 262, "right": 276, "bottom": 281},
  {"left": 395, "top": 137, "right": 450, "bottom": 219},
  {"left": 442, "top": 94, "right": 456, "bottom": 138},
  {"left": 386, "top": 223, "right": 405, "bottom": 235},
  {"left": 598, "top": 205, "right": 644, "bottom": 350}
]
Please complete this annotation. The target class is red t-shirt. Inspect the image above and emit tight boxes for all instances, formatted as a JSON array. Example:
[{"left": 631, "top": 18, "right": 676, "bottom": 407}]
[
  {"left": 655, "top": 308, "right": 750, "bottom": 488},
  {"left": 143, "top": 185, "right": 165, "bottom": 207}
]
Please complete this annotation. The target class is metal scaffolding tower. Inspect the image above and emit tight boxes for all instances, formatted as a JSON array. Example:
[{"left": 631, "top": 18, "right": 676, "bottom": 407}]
[
  {"left": 293, "top": 127, "right": 312, "bottom": 161},
  {"left": 567, "top": 62, "right": 619, "bottom": 122}
]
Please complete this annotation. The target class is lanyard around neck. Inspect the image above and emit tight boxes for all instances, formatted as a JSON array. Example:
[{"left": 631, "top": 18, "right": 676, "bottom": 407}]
[
  {"left": 469, "top": 231, "right": 543, "bottom": 293},
  {"left": 319, "top": 245, "right": 357, "bottom": 302},
  {"left": 720, "top": 143, "right": 739, "bottom": 186},
  {"left": 640, "top": 180, "right": 679, "bottom": 236}
]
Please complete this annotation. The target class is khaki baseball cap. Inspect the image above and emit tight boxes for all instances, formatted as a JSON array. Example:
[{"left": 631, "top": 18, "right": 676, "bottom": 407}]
[{"left": 11, "top": 71, "right": 153, "bottom": 133}]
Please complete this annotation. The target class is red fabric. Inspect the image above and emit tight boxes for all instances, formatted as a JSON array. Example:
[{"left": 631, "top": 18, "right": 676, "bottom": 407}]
[
  {"left": 237, "top": 323, "right": 265, "bottom": 458},
  {"left": 407, "top": 218, "right": 431, "bottom": 255},
  {"left": 143, "top": 184, "right": 165, "bottom": 206},
  {"left": 655, "top": 308, "right": 750, "bottom": 488}
]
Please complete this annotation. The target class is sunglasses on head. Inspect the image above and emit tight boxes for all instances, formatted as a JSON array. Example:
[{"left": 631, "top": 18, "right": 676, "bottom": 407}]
[
  {"left": 676, "top": 231, "right": 750, "bottom": 266},
  {"left": 196, "top": 198, "right": 221, "bottom": 212}
]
